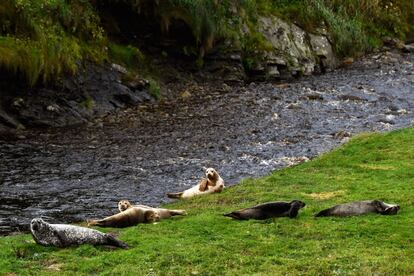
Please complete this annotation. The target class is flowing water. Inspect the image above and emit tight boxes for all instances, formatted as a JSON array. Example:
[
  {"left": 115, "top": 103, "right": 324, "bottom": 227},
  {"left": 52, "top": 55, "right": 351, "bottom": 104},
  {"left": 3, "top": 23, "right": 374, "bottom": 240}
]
[{"left": 1, "top": 51, "right": 413, "bottom": 235}]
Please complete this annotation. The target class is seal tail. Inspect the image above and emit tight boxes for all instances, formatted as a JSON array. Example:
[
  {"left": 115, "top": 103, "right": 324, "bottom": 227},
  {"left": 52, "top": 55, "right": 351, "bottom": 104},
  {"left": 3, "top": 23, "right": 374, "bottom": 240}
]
[
  {"left": 170, "top": 210, "right": 187, "bottom": 216},
  {"left": 106, "top": 235, "right": 129, "bottom": 249},
  {"left": 87, "top": 219, "right": 98, "bottom": 227},
  {"left": 223, "top": 212, "right": 242, "bottom": 220},
  {"left": 314, "top": 208, "right": 330, "bottom": 217},
  {"left": 167, "top": 192, "right": 184, "bottom": 199}
]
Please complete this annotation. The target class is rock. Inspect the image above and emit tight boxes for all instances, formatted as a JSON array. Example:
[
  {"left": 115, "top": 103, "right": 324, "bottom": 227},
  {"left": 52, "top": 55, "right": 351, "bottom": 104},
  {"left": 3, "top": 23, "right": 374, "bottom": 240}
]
[
  {"left": 180, "top": 90, "right": 191, "bottom": 99},
  {"left": 46, "top": 104, "right": 60, "bottom": 113},
  {"left": 0, "top": 61, "right": 152, "bottom": 129},
  {"left": 333, "top": 130, "right": 351, "bottom": 139},
  {"left": 342, "top": 57, "right": 354, "bottom": 66},
  {"left": 266, "top": 66, "right": 280, "bottom": 78},
  {"left": 11, "top": 98, "right": 25, "bottom": 110},
  {"left": 124, "top": 76, "right": 149, "bottom": 90},
  {"left": 378, "top": 115, "right": 395, "bottom": 125},
  {"left": 0, "top": 110, "right": 21, "bottom": 128},
  {"left": 221, "top": 83, "right": 231, "bottom": 92},
  {"left": 402, "top": 44, "right": 414, "bottom": 53},
  {"left": 338, "top": 94, "right": 366, "bottom": 101},
  {"left": 257, "top": 16, "right": 317, "bottom": 78},
  {"left": 309, "top": 33, "right": 337, "bottom": 70},
  {"left": 306, "top": 94, "right": 324, "bottom": 101},
  {"left": 111, "top": 63, "right": 128, "bottom": 74},
  {"left": 382, "top": 37, "right": 405, "bottom": 49}
]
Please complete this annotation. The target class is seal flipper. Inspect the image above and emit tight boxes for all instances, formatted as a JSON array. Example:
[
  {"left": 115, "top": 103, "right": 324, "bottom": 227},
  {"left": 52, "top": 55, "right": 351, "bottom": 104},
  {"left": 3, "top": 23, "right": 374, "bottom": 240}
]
[
  {"left": 288, "top": 205, "right": 300, "bottom": 218},
  {"left": 198, "top": 178, "right": 209, "bottom": 192},
  {"left": 54, "top": 229, "right": 69, "bottom": 248},
  {"left": 167, "top": 192, "right": 184, "bottom": 199},
  {"left": 105, "top": 234, "right": 129, "bottom": 249},
  {"left": 169, "top": 210, "right": 187, "bottom": 216},
  {"left": 314, "top": 208, "right": 331, "bottom": 217},
  {"left": 223, "top": 211, "right": 246, "bottom": 220}
]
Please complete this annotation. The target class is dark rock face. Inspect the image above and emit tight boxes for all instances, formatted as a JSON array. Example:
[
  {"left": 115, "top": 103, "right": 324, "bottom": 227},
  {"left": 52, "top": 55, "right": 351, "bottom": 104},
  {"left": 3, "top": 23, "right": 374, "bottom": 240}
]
[{"left": 0, "top": 62, "right": 151, "bottom": 133}]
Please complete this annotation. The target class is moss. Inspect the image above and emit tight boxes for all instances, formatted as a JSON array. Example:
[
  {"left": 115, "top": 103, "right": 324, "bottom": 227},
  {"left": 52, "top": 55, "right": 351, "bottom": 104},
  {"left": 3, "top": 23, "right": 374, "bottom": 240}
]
[
  {"left": 79, "top": 96, "right": 95, "bottom": 110},
  {"left": 108, "top": 43, "right": 144, "bottom": 69},
  {"left": 148, "top": 78, "right": 161, "bottom": 99}
]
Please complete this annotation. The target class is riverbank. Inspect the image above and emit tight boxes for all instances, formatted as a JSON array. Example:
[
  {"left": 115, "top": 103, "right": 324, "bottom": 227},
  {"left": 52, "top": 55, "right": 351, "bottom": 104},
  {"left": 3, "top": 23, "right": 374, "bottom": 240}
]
[{"left": 1, "top": 126, "right": 413, "bottom": 274}]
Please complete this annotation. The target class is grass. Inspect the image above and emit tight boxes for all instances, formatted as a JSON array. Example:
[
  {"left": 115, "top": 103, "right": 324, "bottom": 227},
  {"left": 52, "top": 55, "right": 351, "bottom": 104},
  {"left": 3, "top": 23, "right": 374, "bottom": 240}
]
[
  {"left": 1, "top": 127, "right": 414, "bottom": 274},
  {"left": 0, "top": 0, "right": 106, "bottom": 85},
  {"left": 1, "top": 0, "right": 414, "bottom": 85}
]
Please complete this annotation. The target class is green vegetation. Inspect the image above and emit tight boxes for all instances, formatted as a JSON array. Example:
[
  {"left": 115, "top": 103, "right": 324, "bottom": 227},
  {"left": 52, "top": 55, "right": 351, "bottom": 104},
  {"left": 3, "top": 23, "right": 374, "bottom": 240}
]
[
  {"left": 270, "top": 0, "right": 414, "bottom": 57},
  {"left": 1, "top": 0, "right": 413, "bottom": 85},
  {"left": 0, "top": 0, "right": 106, "bottom": 86},
  {"left": 1, "top": 127, "right": 413, "bottom": 274},
  {"left": 108, "top": 43, "right": 144, "bottom": 70}
]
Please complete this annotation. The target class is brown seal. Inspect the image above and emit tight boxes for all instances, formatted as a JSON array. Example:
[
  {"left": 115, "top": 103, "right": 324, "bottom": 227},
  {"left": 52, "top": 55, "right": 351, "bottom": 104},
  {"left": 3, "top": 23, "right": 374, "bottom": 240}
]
[
  {"left": 88, "top": 207, "right": 159, "bottom": 228},
  {"left": 118, "top": 200, "right": 187, "bottom": 219},
  {"left": 224, "top": 200, "right": 306, "bottom": 220},
  {"left": 315, "top": 200, "right": 400, "bottom": 217},
  {"left": 167, "top": 167, "right": 224, "bottom": 199}
]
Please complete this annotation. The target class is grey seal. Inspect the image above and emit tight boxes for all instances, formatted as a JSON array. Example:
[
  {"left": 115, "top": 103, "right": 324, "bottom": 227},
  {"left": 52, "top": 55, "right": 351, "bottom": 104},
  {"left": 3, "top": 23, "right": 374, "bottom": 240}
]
[
  {"left": 315, "top": 200, "right": 400, "bottom": 217},
  {"left": 30, "top": 218, "right": 128, "bottom": 248},
  {"left": 224, "top": 200, "right": 306, "bottom": 220}
]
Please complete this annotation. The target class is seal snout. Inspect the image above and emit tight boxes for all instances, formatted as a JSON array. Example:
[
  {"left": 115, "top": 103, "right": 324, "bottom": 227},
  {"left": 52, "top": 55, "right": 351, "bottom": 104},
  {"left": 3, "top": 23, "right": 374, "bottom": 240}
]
[
  {"left": 31, "top": 222, "right": 39, "bottom": 231},
  {"left": 291, "top": 200, "right": 306, "bottom": 208},
  {"left": 384, "top": 205, "right": 400, "bottom": 215}
]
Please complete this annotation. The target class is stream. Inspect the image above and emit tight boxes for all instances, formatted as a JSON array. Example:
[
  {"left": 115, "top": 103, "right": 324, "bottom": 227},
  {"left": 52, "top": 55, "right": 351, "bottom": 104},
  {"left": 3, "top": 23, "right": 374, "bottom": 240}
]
[{"left": 1, "top": 50, "right": 413, "bottom": 235}]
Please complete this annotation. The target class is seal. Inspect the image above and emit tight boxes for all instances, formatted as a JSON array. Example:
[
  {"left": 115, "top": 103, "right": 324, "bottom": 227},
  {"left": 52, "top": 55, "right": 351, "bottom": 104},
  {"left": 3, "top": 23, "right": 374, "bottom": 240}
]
[
  {"left": 118, "top": 200, "right": 187, "bottom": 219},
  {"left": 88, "top": 207, "right": 159, "bottom": 228},
  {"left": 314, "top": 200, "right": 400, "bottom": 217},
  {"left": 30, "top": 218, "right": 128, "bottom": 248},
  {"left": 167, "top": 167, "right": 225, "bottom": 199},
  {"left": 224, "top": 200, "right": 306, "bottom": 220}
]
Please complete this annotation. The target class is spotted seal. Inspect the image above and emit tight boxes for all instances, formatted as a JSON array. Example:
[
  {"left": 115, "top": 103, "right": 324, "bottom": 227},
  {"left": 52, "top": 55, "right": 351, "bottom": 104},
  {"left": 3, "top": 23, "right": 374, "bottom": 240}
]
[
  {"left": 167, "top": 167, "right": 224, "bottom": 199},
  {"left": 87, "top": 206, "right": 159, "bottom": 228},
  {"left": 118, "top": 200, "right": 187, "bottom": 219},
  {"left": 30, "top": 218, "right": 128, "bottom": 248},
  {"left": 314, "top": 200, "right": 400, "bottom": 217},
  {"left": 224, "top": 200, "right": 306, "bottom": 220}
]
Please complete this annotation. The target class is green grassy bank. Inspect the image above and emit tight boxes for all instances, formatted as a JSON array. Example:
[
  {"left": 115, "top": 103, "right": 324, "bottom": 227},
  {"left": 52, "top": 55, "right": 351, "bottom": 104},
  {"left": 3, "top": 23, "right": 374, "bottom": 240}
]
[{"left": 1, "top": 127, "right": 413, "bottom": 275}]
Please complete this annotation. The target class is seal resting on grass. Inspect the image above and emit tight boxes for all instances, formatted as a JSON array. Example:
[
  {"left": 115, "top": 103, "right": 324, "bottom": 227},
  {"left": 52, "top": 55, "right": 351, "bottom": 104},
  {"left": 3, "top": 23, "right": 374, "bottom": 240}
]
[
  {"left": 314, "top": 200, "right": 400, "bottom": 217},
  {"left": 118, "top": 200, "right": 187, "bottom": 219},
  {"left": 88, "top": 207, "right": 159, "bottom": 228},
  {"left": 30, "top": 218, "right": 128, "bottom": 248},
  {"left": 167, "top": 167, "right": 224, "bottom": 199},
  {"left": 224, "top": 200, "right": 306, "bottom": 220}
]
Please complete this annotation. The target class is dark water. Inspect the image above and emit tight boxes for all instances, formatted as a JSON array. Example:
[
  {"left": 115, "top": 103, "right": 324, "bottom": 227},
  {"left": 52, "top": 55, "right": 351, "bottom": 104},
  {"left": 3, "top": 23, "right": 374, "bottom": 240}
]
[{"left": 1, "top": 51, "right": 413, "bottom": 235}]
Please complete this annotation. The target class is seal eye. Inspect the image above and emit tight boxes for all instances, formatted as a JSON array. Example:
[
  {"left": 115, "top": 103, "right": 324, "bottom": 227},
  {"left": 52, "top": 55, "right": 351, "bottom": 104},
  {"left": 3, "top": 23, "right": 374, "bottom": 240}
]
[{"left": 32, "top": 222, "right": 39, "bottom": 231}]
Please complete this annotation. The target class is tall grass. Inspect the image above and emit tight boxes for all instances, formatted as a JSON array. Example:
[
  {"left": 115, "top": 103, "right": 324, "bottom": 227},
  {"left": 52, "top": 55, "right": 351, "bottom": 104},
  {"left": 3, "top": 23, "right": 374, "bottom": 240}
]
[
  {"left": 0, "top": 0, "right": 105, "bottom": 86},
  {"left": 1, "top": 0, "right": 413, "bottom": 85},
  {"left": 271, "top": 0, "right": 414, "bottom": 57}
]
